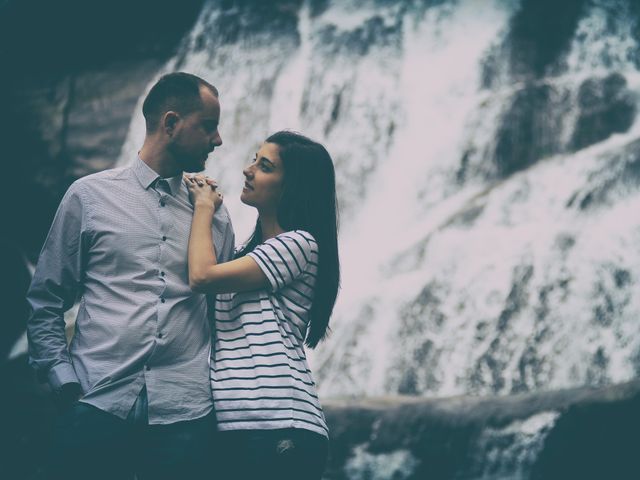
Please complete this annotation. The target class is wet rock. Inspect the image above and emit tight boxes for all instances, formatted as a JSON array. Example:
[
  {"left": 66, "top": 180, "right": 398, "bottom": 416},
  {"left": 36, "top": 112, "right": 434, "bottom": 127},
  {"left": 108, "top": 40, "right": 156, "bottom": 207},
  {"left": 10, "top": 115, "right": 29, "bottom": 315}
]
[
  {"left": 309, "top": 0, "right": 330, "bottom": 18},
  {"left": 0, "top": 0, "right": 205, "bottom": 260},
  {"left": 566, "top": 137, "right": 640, "bottom": 211},
  {"left": 627, "top": 1, "right": 640, "bottom": 69},
  {"left": 470, "top": 264, "right": 535, "bottom": 393},
  {"left": 323, "top": 380, "right": 640, "bottom": 480},
  {"left": 0, "top": 356, "right": 55, "bottom": 480},
  {"left": 0, "top": 241, "right": 31, "bottom": 360},
  {"left": 4, "top": 358, "right": 640, "bottom": 479},
  {"left": 494, "top": 83, "right": 566, "bottom": 177},
  {"left": 482, "top": 0, "right": 587, "bottom": 87},
  {"left": 316, "top": 12, "right": 403, "bottom": 58},
  {"left": 570, "top": 73, "right": 636, "bottom": 151},
  {"left": 389, "top": 282, "right": 447, "bottom": 395},
  {"left": 0, "top": 0, "right": 205, "bottom": 76},
  {"left": 507, "top": 0, "right": 587, "bottom": 79},
  {"left": 214, "top": 0, "right": 302, "bottom": 45},
  {"left": 531, "top": 382, "right": 640, "bottom": 480}
]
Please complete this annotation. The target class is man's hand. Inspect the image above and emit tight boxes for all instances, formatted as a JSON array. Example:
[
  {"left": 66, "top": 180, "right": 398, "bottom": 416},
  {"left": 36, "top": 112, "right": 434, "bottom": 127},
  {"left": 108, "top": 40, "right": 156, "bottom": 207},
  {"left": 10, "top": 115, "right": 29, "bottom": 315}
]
[{"left": 55, "top": 382, "right": 82, "bottom": 411}]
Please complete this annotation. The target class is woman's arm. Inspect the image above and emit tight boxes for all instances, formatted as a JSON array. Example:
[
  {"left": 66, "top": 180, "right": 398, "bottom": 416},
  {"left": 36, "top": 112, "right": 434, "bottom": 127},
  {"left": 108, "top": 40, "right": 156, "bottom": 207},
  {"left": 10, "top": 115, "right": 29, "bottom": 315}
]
[{"left": 185, "top": 175, "right": 269, "bottom": 294}]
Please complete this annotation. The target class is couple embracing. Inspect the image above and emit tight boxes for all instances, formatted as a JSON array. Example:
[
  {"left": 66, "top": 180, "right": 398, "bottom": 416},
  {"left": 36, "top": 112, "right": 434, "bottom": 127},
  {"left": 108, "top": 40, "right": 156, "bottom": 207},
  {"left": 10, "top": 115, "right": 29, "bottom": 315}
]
[{"left": 27, "top": 72, "right": 339, "bottom": 479}]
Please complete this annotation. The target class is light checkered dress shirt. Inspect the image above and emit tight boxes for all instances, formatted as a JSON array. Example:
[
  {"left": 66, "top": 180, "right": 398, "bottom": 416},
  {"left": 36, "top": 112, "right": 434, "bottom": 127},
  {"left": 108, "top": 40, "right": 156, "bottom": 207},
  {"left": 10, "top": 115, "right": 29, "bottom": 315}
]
[{"left": 27, "top": 157, "right": 235, "bottom": 424}]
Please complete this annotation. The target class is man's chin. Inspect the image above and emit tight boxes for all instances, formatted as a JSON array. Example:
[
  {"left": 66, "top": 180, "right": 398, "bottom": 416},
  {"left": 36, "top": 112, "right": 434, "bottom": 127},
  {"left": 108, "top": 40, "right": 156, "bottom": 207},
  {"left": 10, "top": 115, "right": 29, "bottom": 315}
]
[
  {"left": 184, "top": 157, "right": 208, "bottom": 173},
  {"left": 200, "top": 153, "right": 212, "bottom": 167}
]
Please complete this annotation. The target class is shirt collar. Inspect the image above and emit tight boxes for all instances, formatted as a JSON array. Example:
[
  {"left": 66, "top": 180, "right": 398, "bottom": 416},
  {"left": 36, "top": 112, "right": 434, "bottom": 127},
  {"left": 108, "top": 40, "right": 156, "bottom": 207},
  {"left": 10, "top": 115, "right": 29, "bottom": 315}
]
[
  {"left": 132, "top": 156, "right": 183, "bottom": 196},
  {"left": 163, "top": 175, "right": 184, "bottom": 196}
]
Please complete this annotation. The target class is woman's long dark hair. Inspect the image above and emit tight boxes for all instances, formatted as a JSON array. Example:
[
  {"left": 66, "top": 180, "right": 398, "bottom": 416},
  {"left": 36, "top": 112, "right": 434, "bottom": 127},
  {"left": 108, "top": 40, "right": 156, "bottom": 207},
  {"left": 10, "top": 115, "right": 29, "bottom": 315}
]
[{"left": 236, "top": 131, "right": 340, "bottom": 348}]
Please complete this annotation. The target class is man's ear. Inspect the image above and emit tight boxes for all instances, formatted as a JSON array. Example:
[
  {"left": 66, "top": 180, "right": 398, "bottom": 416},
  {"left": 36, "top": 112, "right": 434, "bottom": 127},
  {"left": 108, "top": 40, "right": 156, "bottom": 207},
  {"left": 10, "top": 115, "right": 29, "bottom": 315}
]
[{"left": 163, "top": 111, "right": 180, "bottom": 136}]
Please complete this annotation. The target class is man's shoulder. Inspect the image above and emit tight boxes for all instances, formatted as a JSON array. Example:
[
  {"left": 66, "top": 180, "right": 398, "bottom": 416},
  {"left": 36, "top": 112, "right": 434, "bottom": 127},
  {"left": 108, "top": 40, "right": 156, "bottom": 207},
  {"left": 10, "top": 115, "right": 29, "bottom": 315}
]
[
  {"left": 215, "top": 203, "right": 231, "bottom": 221},
  {"left": 75, "top": 166, "right": 130, "bottom": 185},
  {"left": 69, "top": 166, "right": 131, "bottom": 194},
  {"left": 213, "top": 203, "right": 233, "bottom": 232}
]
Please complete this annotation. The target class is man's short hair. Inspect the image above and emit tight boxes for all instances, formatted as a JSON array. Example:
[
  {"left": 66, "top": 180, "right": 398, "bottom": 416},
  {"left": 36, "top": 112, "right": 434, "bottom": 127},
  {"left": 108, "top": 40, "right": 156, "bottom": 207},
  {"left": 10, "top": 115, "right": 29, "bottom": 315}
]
[{"left": 142, "top": 72, "right": 218, "bottom": 132}]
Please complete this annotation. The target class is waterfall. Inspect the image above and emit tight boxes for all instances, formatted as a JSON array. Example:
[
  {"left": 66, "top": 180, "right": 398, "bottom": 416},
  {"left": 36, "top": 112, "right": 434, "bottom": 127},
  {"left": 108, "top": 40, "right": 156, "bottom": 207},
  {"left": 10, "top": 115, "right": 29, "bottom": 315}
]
[
  {"left": 118, "top": 0, "right": 640, "bottom": 398},
  {"left": 466, "top": 411, "right": 559, "bottom": 479},
  {"left": 115, "top": 1, "right": 640, "bottom": 475},
  {"left": 110, "top": 0, "right": 640, "bottom": 479}
]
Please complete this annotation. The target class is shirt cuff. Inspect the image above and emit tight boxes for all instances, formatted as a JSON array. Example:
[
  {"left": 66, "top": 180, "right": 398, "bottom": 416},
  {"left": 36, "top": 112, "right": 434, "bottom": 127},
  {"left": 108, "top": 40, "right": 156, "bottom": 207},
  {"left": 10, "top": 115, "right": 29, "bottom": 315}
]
[{"left": 48, "top": 362, "right": 80, "bottom": 391}]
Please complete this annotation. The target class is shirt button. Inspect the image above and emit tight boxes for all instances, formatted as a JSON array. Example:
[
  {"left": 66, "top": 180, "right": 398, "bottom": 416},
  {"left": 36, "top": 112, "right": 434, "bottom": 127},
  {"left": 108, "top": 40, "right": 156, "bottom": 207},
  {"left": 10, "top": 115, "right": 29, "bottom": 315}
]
[
  {"left": 160, "top": 297, "right": 166, "bottom": 303},
  {"left": 160, "top": 271, "right": 165, "bottom": 277},
  {"left": 145, "top": 365, "right": 150, "bottom": 371},
  {"left": 160, "top": 200, "right": 166, "bottom": 207},
  {"left": 158, "top": 333, "right": 163, "bottom": 339},
  {"left": 162, "top": 236, "right": 167, "bottom": 241}
]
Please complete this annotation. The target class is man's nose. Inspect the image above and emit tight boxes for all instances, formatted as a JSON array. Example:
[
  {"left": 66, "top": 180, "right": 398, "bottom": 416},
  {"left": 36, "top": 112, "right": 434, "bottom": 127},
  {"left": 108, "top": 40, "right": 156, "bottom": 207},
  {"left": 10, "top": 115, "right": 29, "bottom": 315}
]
[
  {"left": 243, "top": 165, "right": 253, "bottom": 178},
  {"left": 211, "top": 131, "right": 222, "bottom": 147}
]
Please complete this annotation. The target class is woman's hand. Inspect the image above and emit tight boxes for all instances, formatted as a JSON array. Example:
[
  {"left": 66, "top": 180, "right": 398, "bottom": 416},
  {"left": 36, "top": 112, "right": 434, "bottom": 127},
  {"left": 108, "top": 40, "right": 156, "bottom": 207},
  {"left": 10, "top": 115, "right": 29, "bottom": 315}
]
[{"left": 184, "top": 174, "right": 223, "bottom": 211}]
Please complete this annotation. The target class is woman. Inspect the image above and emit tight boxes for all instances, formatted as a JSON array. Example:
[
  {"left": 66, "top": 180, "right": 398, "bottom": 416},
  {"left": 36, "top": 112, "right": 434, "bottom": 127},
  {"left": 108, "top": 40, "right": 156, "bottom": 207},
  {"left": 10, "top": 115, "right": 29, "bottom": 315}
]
[{"left": 184, "top": 130, "right": 340, "bottom": 479}]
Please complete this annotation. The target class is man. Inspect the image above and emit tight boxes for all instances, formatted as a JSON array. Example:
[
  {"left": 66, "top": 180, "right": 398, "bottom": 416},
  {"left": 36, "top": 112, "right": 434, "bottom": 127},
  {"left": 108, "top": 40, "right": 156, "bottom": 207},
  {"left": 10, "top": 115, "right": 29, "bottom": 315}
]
[{"left": 26, "top": 72, "right": 234, "bottom": 479}]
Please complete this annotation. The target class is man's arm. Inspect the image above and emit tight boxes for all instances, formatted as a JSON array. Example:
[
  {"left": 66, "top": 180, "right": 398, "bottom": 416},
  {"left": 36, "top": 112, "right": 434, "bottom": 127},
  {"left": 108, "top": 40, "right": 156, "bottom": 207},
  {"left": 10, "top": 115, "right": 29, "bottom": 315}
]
[
  {"left": 26, "top": 182, "right": 88, "bottom": 394},
  {"left": 216, "top": 203, "right": 235, "bottom": 263}
]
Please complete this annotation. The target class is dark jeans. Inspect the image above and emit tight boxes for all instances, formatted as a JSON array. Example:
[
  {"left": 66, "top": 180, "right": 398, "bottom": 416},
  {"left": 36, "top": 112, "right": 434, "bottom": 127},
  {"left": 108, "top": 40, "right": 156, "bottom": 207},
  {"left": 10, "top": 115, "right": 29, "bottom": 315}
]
[
  {"left": 214, "top": 428, "right": 329, "bottom": 480},
  {"left": 49, "top": 395, "right": 215, "bottom": 480}
]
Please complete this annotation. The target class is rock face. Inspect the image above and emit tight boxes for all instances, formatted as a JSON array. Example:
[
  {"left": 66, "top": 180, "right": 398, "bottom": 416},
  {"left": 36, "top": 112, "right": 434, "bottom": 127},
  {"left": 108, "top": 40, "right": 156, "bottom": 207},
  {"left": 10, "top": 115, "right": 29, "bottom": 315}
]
[
  {"left": 531, "top": 385, "right": 640, "bottom": 480},
  {"left": 493, "top": 83, "right": 564, "bottom": 177},
  {"left": 501, "top": 0, "right": 587, "bottom": 81},
  {"left": 4, "top": 351, "right": 638, "bottom": 480},
  {"left": 1, "top": 7, "right": 206, "bottom": 471},
  {"left": 322, "top": 381, "right": 640, "bottom": 480},
  {"left": 570, "top": 73, "right": 637, "bottom": 151},
  {"left": 0, "top": 240, "right": 31, "bottom": 360},
  {"left": 1, "top": 357, "right": 55, "bottom": 479},
  {"left": 0, "top": 0, "right": 205, "bottom": 361},
  {"left": 1, "top": 0, "right": 205, "bottom": 261},
  {"left": 475, "top": 0, "right": 638, "bottom": 180}
]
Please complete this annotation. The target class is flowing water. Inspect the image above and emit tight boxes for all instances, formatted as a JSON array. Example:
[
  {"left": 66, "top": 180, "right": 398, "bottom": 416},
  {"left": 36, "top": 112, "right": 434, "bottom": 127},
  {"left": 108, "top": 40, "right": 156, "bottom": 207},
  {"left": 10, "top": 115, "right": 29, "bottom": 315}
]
[{"left": 116, "top": 0, "right": 640, "bottom": 477}]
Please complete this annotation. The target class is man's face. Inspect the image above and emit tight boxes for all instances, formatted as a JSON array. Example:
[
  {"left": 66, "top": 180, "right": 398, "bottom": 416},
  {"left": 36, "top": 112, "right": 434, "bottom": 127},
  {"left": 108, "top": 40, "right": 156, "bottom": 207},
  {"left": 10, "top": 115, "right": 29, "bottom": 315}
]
[{"left": 168, "top": 86, "right": 222, "bottom": 172}]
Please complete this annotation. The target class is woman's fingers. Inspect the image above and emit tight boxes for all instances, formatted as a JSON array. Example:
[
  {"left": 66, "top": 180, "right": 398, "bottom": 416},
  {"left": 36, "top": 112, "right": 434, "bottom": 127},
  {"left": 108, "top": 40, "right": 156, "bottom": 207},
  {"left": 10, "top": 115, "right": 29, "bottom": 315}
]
[
  {"left": 185, "top": 175, "right": 204, "bottom": 186},
  {"left": 183, "top": 175, "right": 200, "bottom": 185},
  {"left": 184, "top": 174, "right": 220, "bottom": 193},
  {"left": 192, "top": 174, "right": 211, "bottom": 187}
]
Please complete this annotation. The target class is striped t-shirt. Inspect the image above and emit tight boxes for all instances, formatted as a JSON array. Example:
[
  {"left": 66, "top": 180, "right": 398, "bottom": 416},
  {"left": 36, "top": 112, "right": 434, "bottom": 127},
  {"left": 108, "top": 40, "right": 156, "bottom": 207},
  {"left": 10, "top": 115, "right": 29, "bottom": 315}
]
[{"left": 211, "top": 230, "right": 329, "bottom": 437}]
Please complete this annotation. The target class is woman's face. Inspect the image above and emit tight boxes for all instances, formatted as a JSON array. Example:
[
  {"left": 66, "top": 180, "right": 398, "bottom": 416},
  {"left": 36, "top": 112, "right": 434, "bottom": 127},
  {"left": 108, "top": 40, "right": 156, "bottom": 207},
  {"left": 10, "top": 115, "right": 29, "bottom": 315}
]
[{"left": 241, "top": 142, "right": 284, "bottom": 212}]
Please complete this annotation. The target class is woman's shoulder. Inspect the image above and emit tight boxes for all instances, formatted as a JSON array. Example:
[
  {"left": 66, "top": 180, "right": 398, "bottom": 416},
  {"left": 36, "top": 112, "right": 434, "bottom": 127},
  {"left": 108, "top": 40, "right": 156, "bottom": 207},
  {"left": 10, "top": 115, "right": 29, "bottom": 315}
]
[
  {"left": 252, "top": 230, "right": 318, "bottom": 269},
  {"left": 270, "top": 230, "right": 317, "bottom": 247}
]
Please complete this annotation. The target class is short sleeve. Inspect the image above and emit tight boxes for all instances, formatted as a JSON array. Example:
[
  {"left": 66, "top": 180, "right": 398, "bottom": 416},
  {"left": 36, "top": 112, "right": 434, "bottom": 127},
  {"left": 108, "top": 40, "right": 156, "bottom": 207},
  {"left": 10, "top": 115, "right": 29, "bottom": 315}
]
[{"left": 247, "top": 230, "right": 317, "bottom": 292}]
